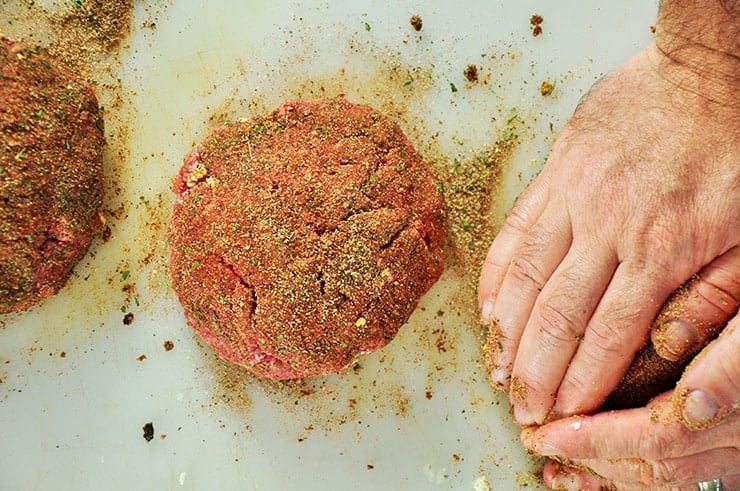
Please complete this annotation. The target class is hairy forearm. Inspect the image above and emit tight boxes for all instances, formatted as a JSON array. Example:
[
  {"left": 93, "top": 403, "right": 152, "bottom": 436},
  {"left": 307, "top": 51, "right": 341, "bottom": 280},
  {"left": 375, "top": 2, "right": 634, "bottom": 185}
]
[
  {"left": 655, "top": 0, "right": 739, "bottom": 82},
  {"left": 649, "top": 0, "right": 739, "bottom": 108}
]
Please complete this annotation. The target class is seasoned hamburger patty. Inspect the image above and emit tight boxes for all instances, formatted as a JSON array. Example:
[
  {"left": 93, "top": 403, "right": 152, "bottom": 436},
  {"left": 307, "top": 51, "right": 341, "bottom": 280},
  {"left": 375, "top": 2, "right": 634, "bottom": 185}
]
[
  {"left": 0, "top": 38, "right": 105, "bottom": 314},
  {"left": 169, "top": 98, "right": 447, "bottom": 380}
]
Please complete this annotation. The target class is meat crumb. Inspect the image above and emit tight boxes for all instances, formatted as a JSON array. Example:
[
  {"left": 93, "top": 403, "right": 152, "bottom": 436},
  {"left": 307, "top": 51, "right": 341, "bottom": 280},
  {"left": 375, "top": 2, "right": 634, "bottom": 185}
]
[
  {"left": 163, "top": 340, "right": 175, "bottom": 351},
  {"left": 540, "top": 80, "right": 555, "bottom": 96},
  {"left": 463, "top": 64, "right": 479, "bottom": 83},
  {"left": 123, "top": 312, "right": 134, "bottom": 325},
  {"left": 136, "top": 354, "right": 147, "bottom": 362},
  {"left": 530, "top": 14, "right": 543, "bottom": 36},
  {"left": 409, "top": 15, "right": 422, "bottom": 31},
  {"left": 367, "top": 464, "right": 375, "bottom": 470},
  {"left": 142, "top": 422, "right": 154, "bottom": 442}
]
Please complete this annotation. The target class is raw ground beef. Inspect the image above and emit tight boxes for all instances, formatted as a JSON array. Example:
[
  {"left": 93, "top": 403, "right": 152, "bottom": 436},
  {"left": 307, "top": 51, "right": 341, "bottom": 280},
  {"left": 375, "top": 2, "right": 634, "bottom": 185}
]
[
  {"left": 169, "top": 98, "right": 447, "bottom": 380},
  {"left": 0, "top": 38, "right": 105, "bottom": 314}
]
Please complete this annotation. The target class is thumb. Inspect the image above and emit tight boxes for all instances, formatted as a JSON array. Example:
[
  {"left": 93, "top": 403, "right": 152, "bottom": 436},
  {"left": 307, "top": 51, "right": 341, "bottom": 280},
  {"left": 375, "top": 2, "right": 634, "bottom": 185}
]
[
  {"left": 673, "top": 314, "right": 740, "bottom": 430},
  {"left": 651, "top": 245, "right": 740, "bottom": 362}
]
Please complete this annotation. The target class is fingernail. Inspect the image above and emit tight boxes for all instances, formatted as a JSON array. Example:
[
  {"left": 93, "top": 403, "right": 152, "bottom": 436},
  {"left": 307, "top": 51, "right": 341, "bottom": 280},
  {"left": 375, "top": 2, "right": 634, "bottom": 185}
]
[
  {"left": 481, "top": 300, "right": 495, "bottom": 322},
  {"left": 682, "top": 389, "right": 720, "bottom": 428},
  {"left": 550, "top": 472, "right": 581, "bottom": 491},
  {"left": 521, "top": 431, "right": 561, "bottom": 457},
  {"left": 514, "top": 404, "right": 536, "bottom": 426},
  {"left": 520, "top": 428, "right": 535, "bottom": 447},
  {"left": 653, "top": 319, "right": 698, "bottom": 361},
  {"left": 534, "top": 441, "right": 561, "bottom": 456},
  {"left": 490, "top": 367, "right": 510, "bottom": 389}
]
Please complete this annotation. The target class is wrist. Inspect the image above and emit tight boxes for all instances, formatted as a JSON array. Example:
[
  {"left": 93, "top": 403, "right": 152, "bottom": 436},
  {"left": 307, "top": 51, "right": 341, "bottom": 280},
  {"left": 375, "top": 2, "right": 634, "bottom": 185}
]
[{"left": 654, "top": 0, "right": 739, "bottom": 103}]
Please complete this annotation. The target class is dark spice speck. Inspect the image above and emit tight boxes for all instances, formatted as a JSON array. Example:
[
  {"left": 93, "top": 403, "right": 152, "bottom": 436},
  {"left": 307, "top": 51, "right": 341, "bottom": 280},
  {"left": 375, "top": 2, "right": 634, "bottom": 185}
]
[{"left": 142, "top": 422, "right": 154, "bottom": 442}]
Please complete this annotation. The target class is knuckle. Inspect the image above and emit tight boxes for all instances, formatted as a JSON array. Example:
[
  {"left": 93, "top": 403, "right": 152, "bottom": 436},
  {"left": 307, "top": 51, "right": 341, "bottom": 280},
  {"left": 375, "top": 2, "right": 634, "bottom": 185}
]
[
  {"left": 645, "top": 459, "right": 682, "bottom": 485},
  {"left": 538, "top": 302, "right": 583, "bottom": 345},
  {"left": 503, "top": 202, "right": 532, "bottom": 234},
  {"left": 505, "top": 185, "right": 543, "bottom": 232},
  {"left": 637, "top": 429, "right": 677, "bottom": 460},
  {"left": 694, "top": 273, "right": 740, "bottom": 316},
  {"left": 587, "top": 320, "right": 627, "bottom": 359},
  {"left": 509, "top": 254, "right": 547, "bottom": 291}
]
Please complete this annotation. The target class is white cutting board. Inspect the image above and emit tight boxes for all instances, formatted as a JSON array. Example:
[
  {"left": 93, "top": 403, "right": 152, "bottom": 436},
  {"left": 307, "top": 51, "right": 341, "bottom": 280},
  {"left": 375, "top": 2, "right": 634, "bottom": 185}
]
[{"left": 0, "top": 1, "right": 656, "bottom": 490}]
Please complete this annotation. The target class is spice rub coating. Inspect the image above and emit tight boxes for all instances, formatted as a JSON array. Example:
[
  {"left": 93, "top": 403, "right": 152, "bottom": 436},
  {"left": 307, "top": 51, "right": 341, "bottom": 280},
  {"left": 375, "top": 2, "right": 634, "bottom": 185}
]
[
  {"left": 0, "top": 38, "right": 104, "bottom": 313},
  {"left": 169, "top": 98, "right": 448, "bottom": 380}
]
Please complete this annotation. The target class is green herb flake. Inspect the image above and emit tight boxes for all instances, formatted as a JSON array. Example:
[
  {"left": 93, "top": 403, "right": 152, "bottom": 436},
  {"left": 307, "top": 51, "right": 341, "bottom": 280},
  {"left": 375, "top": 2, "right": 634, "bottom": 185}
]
[
  {"left": 450, "top": 82, "right": 458, "bottom": 93},
  {"left": 121, "top": 270, "right": 130, "bottom": 281},
  {"left": 363, "top": 22, "right": 371, "bottom": 31}
]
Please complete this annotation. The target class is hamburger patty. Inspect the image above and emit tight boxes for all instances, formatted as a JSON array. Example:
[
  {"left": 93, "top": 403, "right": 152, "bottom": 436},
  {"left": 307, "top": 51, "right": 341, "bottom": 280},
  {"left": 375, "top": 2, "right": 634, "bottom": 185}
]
[
  {"left": 169, "top": 98, "right": 447, "bottom": 380},
  {"left": 0, "top": 38, "right": 105, "bottom": 314}
]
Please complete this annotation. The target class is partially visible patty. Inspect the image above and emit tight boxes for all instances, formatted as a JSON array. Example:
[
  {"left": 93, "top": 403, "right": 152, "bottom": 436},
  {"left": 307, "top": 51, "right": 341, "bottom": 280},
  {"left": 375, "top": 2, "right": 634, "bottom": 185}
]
[
  {"left": 604, "top": 279, "right": 722, "bottom": 410},
  {"left": 0, "top": 38, "right": 105, "bottom": 313},
  {"left": 169, "top": 98, "right": 448, "bottom": 380}
]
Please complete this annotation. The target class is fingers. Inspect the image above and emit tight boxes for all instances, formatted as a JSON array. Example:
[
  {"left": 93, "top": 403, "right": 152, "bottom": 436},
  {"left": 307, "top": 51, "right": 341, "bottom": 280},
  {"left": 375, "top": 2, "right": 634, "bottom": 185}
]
[
  {"left": 582, "top": 448, "right": 740, "bottom": 488},
  {"left": 487, "top": 217, "right": 573, "bottom": 391},
  {"left": 652, "top": 246, "right": 740, "bottom": 361},
  {"left": 550, "top": 258, "right": 683, "bottom": 418},
  {"left": 478, "top": 174, "right": 550, "bottom": 311},
  {"left": 479, "top": 172, "right": 575, "bottom": 391},
  {"left": 523, "top": 394, "right": 740, "bottom": 489},
  {"left": 520, "top": 399, "right": 740, "bottom": 461},
  {"left": 509, "top": 243, "right": 616, "bottom": 425},
  {"left": 673, "top": 314, "right": 740, "bottom": 430},
  {"left": 478, "top": 177, "right": 551, "bottom": 384},
  {"left": 543, "top": 458, "right": 740, "bottom": 491}
]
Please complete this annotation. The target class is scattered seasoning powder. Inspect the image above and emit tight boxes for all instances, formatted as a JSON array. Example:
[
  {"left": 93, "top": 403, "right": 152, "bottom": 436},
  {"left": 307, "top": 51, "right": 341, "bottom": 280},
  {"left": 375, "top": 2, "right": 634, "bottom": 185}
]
[
  {"left": 47, "top": 0, "right": 134, "bottom": 80},
  {"left": 436, "top": 131, "right": 518, "bottom": 296}
]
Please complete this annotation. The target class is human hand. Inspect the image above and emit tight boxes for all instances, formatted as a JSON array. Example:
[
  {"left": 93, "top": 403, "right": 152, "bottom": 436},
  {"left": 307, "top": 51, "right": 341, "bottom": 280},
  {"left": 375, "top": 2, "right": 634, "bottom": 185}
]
[
  {"left": 519, "top": 252, "right": 739, "bottom": 490},
  {"left": 519, "top": 313, "right": 740, "bottom": 490},
  {"left": 604, "top": 246, "right": 740, "bottom": 410},
  {"left": 477, "top": 42, "right": 740, "bottom": 426},
  {"left": 650, "top": 246, "right": 740, "bottom": 364}
]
